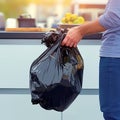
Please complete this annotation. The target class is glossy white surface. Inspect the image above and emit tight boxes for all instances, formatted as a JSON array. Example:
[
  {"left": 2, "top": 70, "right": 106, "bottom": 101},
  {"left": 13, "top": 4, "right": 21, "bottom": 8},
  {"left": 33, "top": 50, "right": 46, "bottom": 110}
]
[
  {"left": 64, "top": 95, "right": 103, "bottom": 120},
  {"left": 0, "top": 94, "right": 103, "bottom": 120},
  {"left": 0, "top": 94, "right": 61, "bottom": 120},
  {"left": 0, "top": 41, "right": 100, "bottom": 88},
  {"left": 0, "top": 39, "right": 103, "bottom": 120}
]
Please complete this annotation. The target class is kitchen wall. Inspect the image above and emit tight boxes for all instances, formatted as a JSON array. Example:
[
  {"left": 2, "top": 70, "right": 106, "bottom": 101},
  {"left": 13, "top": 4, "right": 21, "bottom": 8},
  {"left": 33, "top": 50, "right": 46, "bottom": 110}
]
[{"left": 0, "top": 0, "right": 109, "bottom": 29}]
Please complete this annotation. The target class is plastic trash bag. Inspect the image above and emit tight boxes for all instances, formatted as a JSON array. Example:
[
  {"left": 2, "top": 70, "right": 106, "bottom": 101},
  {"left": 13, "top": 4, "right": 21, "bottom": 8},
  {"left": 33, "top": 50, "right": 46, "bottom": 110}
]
[{"left": 29, "top": 31, "right": 84, "bottom": 112}]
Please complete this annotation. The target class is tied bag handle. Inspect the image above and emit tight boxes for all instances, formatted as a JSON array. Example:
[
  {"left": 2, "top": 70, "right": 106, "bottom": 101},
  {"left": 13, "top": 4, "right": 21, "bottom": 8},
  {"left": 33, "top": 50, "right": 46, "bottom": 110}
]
[
  {"left": 30, "top": 33, "right": 66, "bottom": 67},
  {"left": 39, "top": 33, "right": 66, "bottom": 61}
]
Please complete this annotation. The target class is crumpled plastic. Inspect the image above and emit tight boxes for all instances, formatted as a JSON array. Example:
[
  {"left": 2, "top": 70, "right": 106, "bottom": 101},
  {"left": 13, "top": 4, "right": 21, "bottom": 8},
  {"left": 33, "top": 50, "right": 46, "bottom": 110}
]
[{"left": 29, "top": 31, "right": 84, "bottom": 112}]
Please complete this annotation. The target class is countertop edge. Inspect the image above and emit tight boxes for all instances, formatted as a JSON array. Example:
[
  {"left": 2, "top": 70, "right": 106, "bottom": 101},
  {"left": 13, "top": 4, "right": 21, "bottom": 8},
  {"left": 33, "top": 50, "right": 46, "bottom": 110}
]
[{"left": 0, "top": 32, "right": 102, "bottom": 40}]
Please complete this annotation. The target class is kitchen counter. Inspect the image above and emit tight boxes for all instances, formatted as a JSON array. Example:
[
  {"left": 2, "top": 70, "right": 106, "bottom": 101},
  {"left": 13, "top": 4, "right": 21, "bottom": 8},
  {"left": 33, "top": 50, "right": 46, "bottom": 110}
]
[
  {"left": 0, "top": 31, "right": 102, "bottom": 120},
  {"left": 0, "top": 31, "right": 102, "bottom": 39},
  {"left": 0, "top": 31, "right": 102, "bottom": 45},
  {"left": 0, "top": 31, "right": 101, "bottom": 95},
  {"left": 0, "top": 31, "right": 45, "bottom": 39}
]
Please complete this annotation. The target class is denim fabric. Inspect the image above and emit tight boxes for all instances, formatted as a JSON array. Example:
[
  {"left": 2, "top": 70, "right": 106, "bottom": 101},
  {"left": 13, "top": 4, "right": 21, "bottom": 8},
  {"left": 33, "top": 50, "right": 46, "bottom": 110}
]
[{"left": 99, "top": 57, "right": 120, "bottom": 120}]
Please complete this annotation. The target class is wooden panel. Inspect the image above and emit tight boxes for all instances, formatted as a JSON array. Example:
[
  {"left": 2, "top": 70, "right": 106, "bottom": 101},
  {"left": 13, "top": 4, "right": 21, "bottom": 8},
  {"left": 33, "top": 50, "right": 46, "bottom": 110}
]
[
  {"left": 79, "top": 4, "right": 106, "bottom": 9},
  {"left": 5, "top": 27, "right": 56, "bottom": 32}
]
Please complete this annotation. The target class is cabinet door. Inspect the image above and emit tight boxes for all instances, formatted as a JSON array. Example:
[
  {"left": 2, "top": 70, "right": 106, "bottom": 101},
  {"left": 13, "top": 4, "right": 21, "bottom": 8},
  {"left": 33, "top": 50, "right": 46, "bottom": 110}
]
[
  {"left": 63, "top": 95, "right": 103, "bottom": 120},
  {"left": 0, "top": 45, "right": 46, "bottom": 88},
  {"left": 0, "top": 42, "right": 100, "bottom": 89},
  {"left": 0, "top": 94, "right": 61, "bottom": 120},
  {"left": 78, "top": 44, "right": 100, "bottom": 89}
]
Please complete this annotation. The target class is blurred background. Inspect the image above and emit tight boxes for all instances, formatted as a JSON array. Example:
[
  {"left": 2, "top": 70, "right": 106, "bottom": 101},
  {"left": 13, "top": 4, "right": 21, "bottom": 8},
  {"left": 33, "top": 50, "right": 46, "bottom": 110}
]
[{"left": 0, "top": 0, "right": 108, "bottom": 29}]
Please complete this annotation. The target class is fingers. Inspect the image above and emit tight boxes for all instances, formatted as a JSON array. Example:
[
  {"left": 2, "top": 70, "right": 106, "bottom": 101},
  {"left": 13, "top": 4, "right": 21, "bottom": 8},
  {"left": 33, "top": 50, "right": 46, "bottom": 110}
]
[
  {"left": 69, "top": 42, "right": 74, "bottom": 47},
  {"left": 61, "top": 35, "right": 77, "bottom": 47},
  {"left": 73, "top": 43, "right": 77, "bottom": 47},
  {"left": 61, "top": 36, "right": 68, "bottom": 46}
]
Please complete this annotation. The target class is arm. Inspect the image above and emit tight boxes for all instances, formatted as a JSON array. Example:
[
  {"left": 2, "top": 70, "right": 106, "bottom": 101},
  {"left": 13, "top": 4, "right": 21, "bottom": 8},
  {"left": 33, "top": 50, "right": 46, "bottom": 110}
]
[
  {"left": 62, "top": 19, "right": 106, "bottom": 47},
  {"left": 77, "top": 19, "right": 106, "bottom": 36},
  {"left": 62, "top": 0, "right": 120, "bottom": 47},
  {"left": 99, "top": 0, "right": 120, "bottom": 29}
]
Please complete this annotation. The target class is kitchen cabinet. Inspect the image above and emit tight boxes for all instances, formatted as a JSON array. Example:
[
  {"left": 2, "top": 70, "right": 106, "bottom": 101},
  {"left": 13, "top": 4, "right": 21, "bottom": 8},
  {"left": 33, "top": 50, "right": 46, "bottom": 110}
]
[
  {"left": 0, "top": 94, "right": 61, "bottom": 120},
  {"left": 63, "top": 95, "right": 103, "bottom": 120},
  {"left": 0, "top": 32, "right": 103, "bottom": 120},
  {"left": 0, "top": 39, "right": 101, "bottom": 88}
]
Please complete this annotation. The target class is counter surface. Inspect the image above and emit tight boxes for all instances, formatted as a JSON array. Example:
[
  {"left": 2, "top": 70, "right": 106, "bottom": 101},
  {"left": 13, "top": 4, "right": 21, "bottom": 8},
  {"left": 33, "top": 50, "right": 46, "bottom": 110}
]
[{"left": 0, "top": 31, "right": 102, "bottom": 39}]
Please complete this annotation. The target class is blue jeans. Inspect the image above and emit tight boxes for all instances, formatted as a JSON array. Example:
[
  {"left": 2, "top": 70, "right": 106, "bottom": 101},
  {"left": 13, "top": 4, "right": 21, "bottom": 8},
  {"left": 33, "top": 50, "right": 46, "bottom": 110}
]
[{"left": 99, "top": 57, "right": 120, "bottom": 120}]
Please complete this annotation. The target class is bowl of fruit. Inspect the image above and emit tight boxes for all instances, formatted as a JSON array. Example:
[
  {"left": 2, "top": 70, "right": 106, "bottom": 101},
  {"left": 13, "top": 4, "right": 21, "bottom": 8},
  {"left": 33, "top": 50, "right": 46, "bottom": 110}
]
[{"left": 58, "top": 13, "right": 85, "bottom": 29}]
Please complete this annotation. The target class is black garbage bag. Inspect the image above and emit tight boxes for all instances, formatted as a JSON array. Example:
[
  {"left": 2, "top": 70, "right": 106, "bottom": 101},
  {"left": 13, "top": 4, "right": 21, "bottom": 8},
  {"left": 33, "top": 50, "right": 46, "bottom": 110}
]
[{"left": 29, "top": 31, "right": 84, "bottom": 112}]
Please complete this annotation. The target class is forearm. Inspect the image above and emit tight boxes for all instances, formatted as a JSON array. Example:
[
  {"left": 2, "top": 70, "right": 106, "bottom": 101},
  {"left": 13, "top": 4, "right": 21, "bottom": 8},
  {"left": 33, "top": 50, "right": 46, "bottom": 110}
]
[
  {"left": 78, "top": 19, "right": 106, "bottom": 37},
  {"left": 62, "top": 19, "right": 107, "bottom": 47}
]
